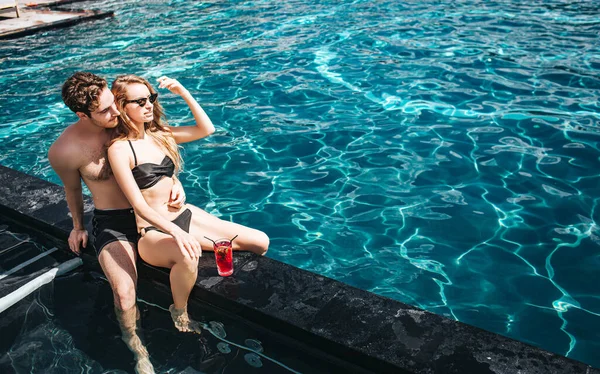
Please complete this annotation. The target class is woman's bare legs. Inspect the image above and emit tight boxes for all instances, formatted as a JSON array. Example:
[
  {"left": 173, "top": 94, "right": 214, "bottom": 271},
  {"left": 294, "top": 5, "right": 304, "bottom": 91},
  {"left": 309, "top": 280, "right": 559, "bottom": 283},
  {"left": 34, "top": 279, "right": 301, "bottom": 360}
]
[
  {"left": 136, "top": 204, "right": 269, "bottom": 333},
  {"left": 185, "top": 204, "right": 270, "bottom": 255},
  {"left": 137, "top": 233, "right": 201, "bottom": 333}
]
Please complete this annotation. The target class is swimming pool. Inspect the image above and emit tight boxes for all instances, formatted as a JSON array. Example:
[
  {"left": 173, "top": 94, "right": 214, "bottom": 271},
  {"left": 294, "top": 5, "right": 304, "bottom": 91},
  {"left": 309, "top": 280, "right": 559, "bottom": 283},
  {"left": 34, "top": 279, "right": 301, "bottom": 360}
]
[{"left": 1, "top": 0, "right": 599, "bottom": 367}]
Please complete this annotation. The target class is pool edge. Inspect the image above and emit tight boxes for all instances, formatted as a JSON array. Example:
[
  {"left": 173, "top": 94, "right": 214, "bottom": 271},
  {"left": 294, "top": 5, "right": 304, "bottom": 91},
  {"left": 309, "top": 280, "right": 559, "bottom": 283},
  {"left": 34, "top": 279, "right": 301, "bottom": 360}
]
[{"left": 0, "top": 164, "right": 597, "bottom": 374}]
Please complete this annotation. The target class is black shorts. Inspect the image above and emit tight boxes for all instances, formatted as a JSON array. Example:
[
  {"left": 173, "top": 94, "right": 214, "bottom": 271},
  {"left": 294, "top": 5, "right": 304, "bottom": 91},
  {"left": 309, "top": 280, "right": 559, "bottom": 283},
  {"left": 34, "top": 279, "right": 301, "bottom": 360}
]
[{"left": 92, "top": 208, "right": 139, "bottom": 256}]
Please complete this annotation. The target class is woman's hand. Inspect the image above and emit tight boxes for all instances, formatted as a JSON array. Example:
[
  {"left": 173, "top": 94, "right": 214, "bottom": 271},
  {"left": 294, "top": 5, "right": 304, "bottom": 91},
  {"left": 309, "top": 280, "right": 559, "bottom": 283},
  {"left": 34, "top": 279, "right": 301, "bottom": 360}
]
[
  {"left": 169, "top": 177, "right": 186, "bottom": 208},
  {"left": 171, "top": 228, "right": 202, "bottom": 261},
  {"left": 157, "top": 76, "right": 188, "bottom": 96},
  {"left": 160, "top": 75, "right": 216, "bottom": 144}
]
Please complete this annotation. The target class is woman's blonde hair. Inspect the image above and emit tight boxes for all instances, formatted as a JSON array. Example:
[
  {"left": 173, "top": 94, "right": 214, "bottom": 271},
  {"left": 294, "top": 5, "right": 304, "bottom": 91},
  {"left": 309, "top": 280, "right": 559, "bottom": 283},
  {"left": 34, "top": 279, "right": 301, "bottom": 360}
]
[{"left": 110, "top": 74, "right": 182, "bottom": 172}]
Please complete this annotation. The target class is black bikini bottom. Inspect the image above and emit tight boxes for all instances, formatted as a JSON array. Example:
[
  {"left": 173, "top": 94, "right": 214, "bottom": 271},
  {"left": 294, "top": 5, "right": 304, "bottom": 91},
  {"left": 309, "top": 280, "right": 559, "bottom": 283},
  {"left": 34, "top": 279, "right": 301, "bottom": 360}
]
[{"left": 142, "top": 208, "right": 192, "bottom": 235}]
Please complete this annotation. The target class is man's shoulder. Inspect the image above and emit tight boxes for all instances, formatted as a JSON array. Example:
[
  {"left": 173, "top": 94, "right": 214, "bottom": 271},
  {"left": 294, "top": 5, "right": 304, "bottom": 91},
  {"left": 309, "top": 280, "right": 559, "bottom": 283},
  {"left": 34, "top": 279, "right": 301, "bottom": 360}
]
[
  {"left": 54, "top": 122, "right": 82, "bottom": 141},
  {"left": 48, "top": 125, "right": 85, "bottom": 167}
]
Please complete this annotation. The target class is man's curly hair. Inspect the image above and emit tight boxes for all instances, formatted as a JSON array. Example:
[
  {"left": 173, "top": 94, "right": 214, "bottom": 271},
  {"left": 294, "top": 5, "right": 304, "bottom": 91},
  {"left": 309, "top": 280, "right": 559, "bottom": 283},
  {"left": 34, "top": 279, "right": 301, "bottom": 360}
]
[{"left": 61, "top": 72, "right": 107, "bottom": 116}]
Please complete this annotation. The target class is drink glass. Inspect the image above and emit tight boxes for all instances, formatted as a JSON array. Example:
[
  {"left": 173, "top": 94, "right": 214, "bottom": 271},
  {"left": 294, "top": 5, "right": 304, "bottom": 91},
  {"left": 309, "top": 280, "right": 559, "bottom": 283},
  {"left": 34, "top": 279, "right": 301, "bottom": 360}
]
[{"left": 213, "top": 238, "right": 233, "bottom": 276}]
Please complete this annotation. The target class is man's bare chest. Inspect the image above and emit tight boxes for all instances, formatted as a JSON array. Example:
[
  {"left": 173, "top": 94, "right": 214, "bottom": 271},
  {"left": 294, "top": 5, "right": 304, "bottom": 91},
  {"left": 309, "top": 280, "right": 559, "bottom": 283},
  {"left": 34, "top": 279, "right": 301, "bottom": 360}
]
[{"left": 79, "top": 147, "right": 111, "bottom": 182}]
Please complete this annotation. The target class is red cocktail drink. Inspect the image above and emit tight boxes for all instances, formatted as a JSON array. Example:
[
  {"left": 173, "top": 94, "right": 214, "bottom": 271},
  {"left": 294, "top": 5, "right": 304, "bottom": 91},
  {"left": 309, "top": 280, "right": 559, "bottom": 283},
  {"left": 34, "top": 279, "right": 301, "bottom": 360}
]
[{"left": 214, "top": 238, "right": 233, "bottom": 276}]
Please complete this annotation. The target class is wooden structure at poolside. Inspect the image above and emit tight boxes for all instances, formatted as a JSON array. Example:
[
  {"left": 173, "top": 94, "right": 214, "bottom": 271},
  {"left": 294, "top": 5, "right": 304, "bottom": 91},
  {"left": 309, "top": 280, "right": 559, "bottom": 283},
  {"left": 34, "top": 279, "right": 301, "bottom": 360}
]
[
  {"left": 0, "top": 0, "right": 20, "bottom": 18},
  {"left": 0, "top": 0, "right": 112, "bottom": 39}
]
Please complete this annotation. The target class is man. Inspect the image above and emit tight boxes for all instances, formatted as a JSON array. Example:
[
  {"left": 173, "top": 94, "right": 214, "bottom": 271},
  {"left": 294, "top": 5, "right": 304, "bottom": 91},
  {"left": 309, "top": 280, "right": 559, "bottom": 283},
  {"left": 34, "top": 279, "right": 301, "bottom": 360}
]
[{"left": 48, "top": 72, "right": 184, "bottom": 374}]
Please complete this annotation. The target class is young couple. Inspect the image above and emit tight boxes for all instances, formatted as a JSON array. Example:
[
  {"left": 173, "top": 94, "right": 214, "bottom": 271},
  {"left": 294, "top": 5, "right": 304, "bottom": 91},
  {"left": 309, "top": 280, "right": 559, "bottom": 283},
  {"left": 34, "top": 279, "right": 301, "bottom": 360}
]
[{"left": 49, "top": 72, "right": 269, "bottom": 373}]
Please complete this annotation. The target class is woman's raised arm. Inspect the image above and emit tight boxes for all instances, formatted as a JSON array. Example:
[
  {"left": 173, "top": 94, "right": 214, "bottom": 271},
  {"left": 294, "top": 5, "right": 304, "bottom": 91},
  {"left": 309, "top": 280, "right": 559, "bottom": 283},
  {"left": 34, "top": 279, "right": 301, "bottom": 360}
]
[{"left": 157, "top": 76, "right": 215, "bottom": 144}]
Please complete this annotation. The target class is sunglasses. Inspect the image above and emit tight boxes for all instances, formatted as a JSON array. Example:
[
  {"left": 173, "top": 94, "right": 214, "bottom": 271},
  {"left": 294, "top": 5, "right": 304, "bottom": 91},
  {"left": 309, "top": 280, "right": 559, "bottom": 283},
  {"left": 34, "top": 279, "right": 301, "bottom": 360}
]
[{"left": 125, "top": 92, "right": 158, "bottom": 107}]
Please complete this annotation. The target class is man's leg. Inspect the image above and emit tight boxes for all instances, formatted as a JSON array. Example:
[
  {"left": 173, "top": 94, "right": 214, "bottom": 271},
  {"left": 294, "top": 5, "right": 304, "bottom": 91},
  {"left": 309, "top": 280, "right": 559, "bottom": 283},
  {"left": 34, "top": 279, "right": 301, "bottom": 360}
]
[
  {"left": 98, "top": 240, "right": 154, "bottom": 374},
  {"left": 98, "top": 240, "right": 137, "bottom": 311}
]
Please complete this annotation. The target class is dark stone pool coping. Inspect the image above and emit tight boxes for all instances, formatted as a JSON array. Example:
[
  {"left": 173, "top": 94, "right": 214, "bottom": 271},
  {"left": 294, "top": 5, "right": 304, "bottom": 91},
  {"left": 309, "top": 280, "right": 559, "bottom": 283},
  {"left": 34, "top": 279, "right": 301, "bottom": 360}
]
[{"left": 0, "top": 165, "right": 597, "bottom": 374}]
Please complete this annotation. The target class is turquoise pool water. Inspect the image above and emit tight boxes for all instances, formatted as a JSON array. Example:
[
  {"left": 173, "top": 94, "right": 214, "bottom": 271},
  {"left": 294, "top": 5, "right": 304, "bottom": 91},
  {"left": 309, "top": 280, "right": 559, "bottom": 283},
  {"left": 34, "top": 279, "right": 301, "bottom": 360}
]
[{"left": 1, "top": 0, "right": 599, "bottom": 367}]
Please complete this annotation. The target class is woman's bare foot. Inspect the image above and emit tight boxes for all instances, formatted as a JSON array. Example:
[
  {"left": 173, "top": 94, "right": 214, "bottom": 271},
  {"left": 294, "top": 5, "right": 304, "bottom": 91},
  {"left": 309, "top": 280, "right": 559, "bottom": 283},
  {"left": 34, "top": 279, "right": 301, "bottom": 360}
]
[{"left": 169, "top": 304, "right": 202, "bottom": 334}]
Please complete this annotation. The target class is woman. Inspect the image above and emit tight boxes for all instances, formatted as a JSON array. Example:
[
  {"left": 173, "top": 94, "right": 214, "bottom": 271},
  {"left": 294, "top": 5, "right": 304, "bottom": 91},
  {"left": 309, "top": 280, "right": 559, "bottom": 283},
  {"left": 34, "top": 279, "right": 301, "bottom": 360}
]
[{"left": 107, "top": 75, "right": 269, "bottom": 332}]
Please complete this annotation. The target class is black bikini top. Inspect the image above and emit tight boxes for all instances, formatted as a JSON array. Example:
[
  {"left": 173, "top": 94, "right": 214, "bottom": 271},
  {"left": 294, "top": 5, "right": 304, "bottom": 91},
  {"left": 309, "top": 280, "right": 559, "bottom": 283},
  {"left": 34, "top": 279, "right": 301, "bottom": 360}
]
[{"left": 128, "top": 140, "right": 175, "bottom": 190}]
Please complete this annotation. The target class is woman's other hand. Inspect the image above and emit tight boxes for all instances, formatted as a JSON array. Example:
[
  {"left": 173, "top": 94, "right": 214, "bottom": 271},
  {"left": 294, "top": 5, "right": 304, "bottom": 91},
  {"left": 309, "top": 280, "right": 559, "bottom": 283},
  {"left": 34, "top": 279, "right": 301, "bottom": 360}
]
[{"left": 169, "top": 177, "right": 186, "bottom": 209}]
